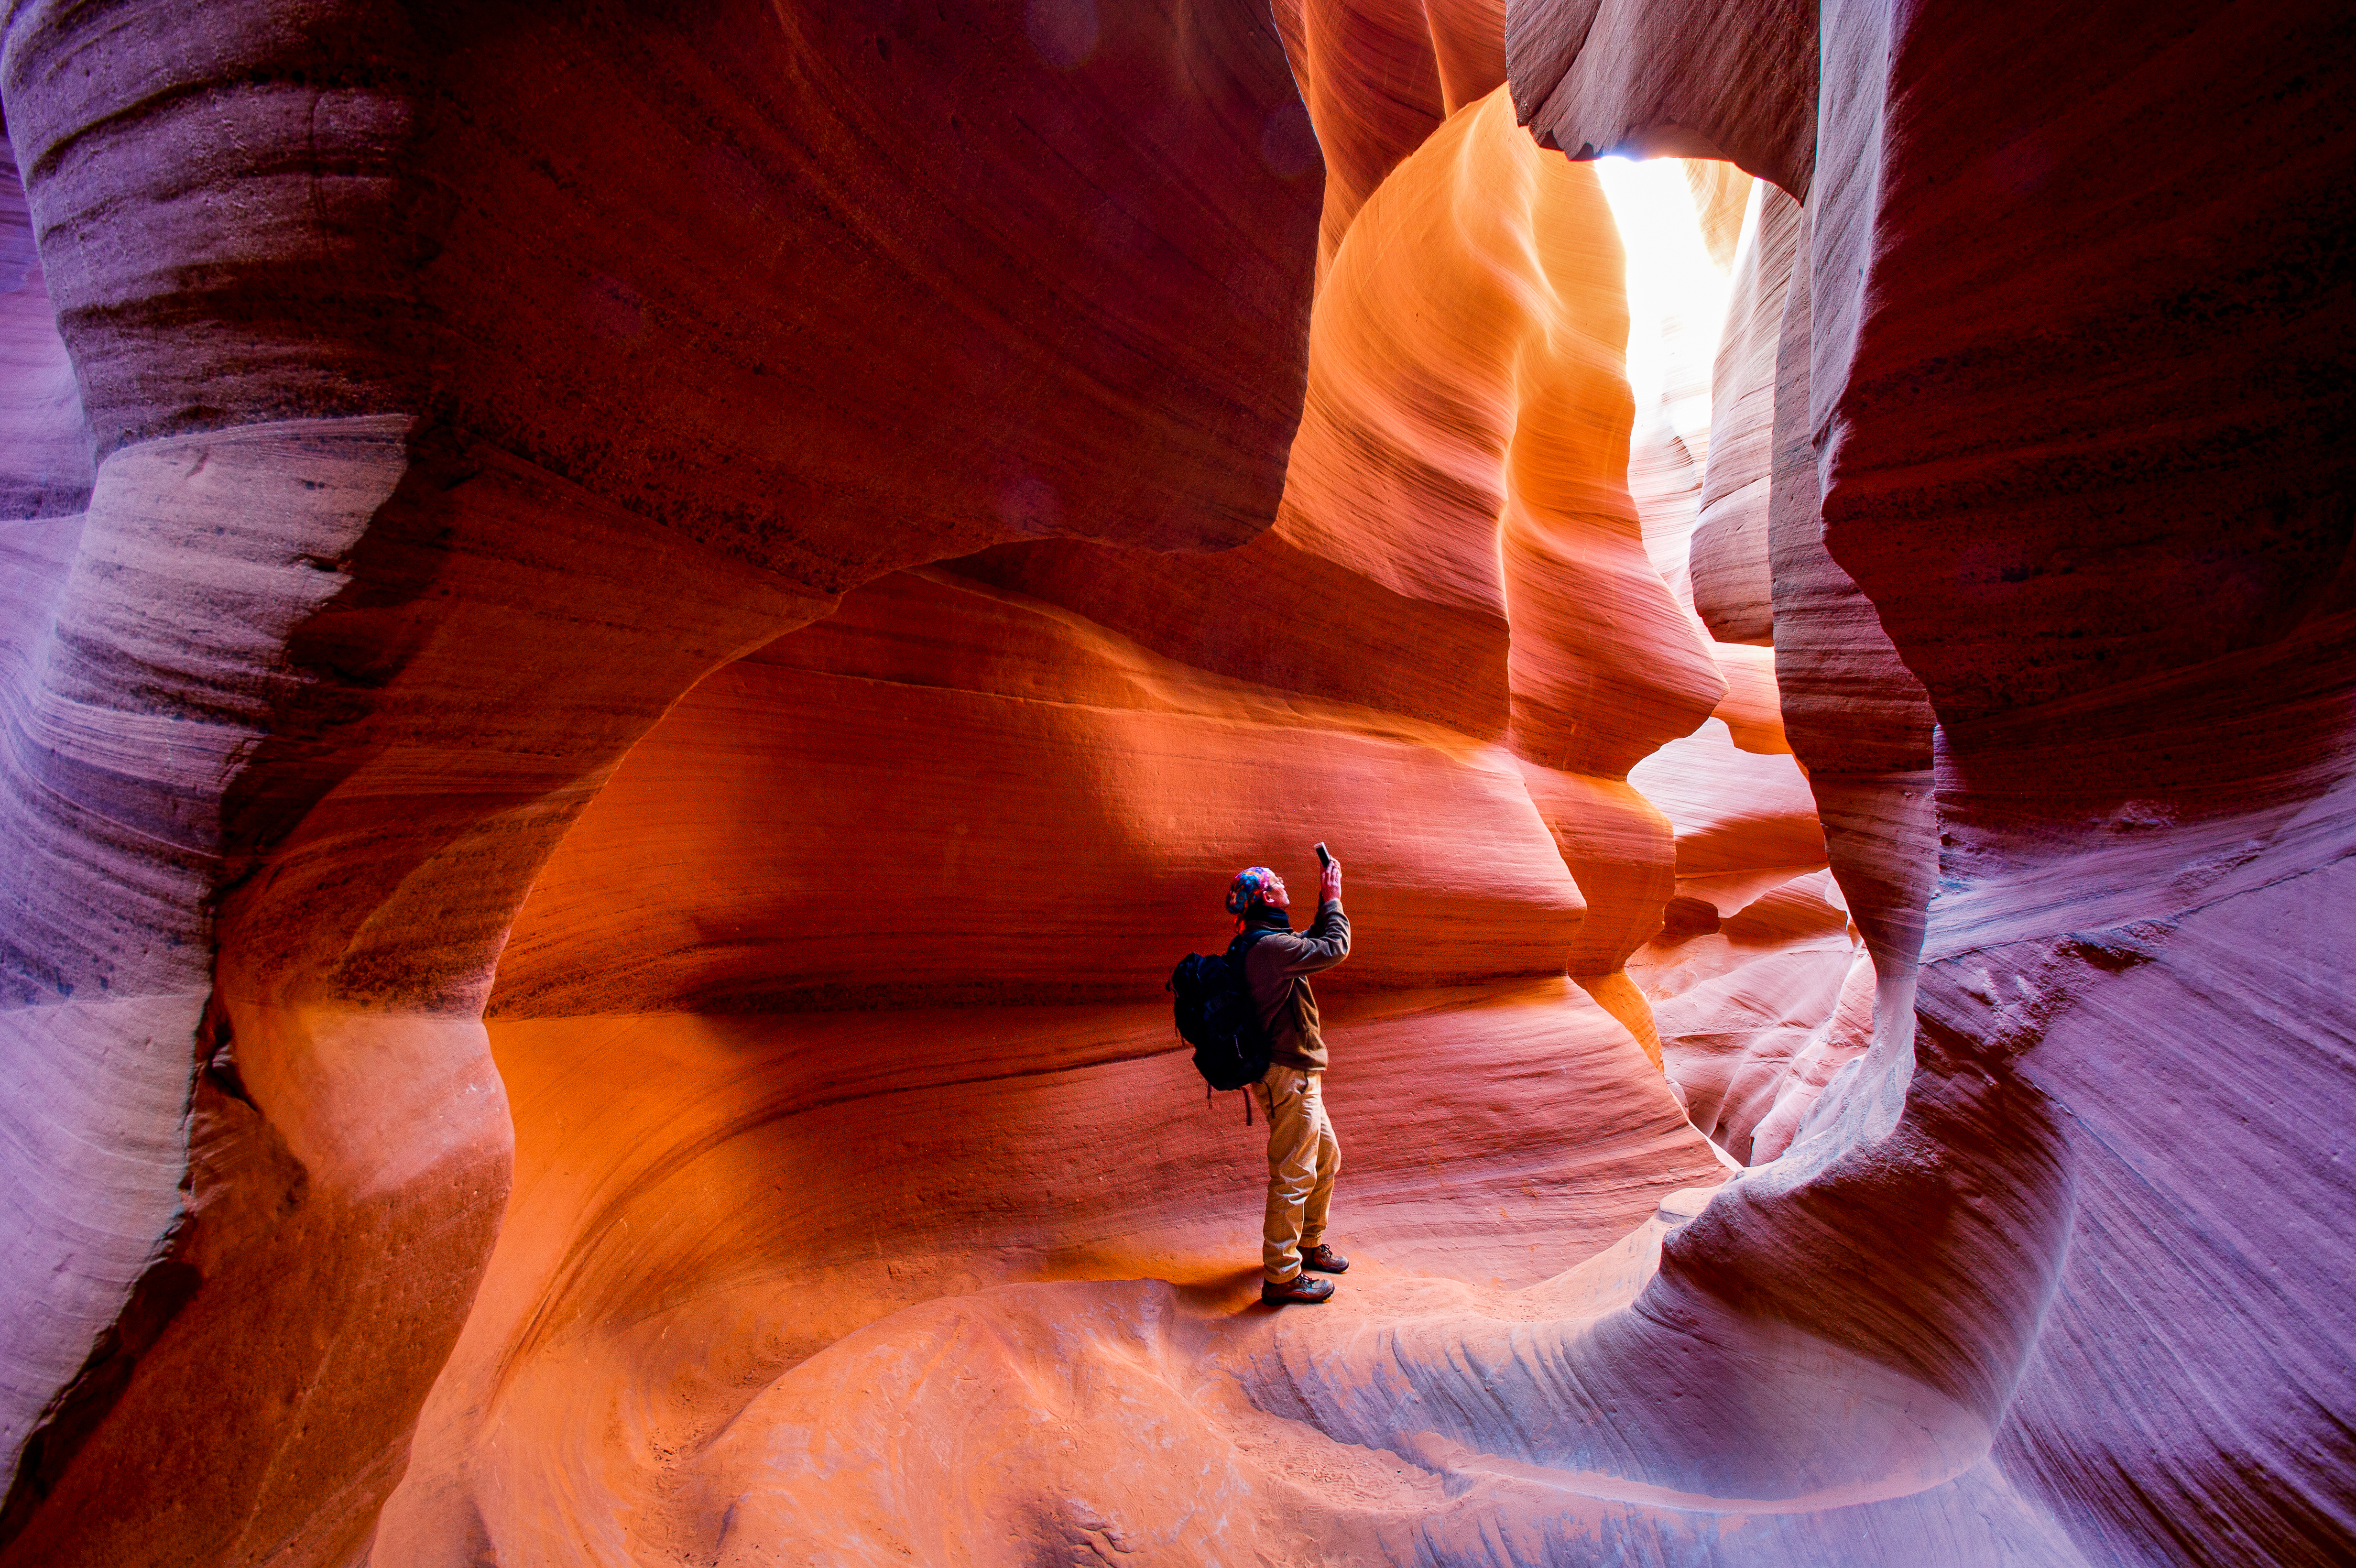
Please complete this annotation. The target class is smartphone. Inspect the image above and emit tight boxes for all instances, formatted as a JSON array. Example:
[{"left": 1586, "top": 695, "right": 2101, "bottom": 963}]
[{"left": 1314, "top": 841, "right": 1331, "bottom": 867}]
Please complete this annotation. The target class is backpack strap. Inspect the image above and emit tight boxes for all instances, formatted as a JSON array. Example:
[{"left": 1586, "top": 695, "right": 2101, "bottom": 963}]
[{"left": 1232, "top": 928, "right": 1275, "bottom": 1128}]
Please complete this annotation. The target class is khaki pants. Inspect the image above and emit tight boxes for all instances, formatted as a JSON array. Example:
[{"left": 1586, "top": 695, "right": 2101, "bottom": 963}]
[{"left": 1252, "top": 1066, "right": 1340, "bottom": 1282}]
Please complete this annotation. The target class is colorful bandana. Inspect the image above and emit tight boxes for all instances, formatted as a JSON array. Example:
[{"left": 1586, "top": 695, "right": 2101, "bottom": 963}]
[{"left": 1225, "top": 866, "right": 1279, "bottom": 916}]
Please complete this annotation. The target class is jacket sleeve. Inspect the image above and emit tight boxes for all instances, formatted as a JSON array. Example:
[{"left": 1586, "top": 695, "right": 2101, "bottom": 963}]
[{"left": 1264, "top": 900, "right": 1349, "bottom": 976}]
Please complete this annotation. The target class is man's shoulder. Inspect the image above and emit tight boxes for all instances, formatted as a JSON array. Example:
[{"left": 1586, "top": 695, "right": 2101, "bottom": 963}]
[{"left": 1240, "top": 925, "right": 1309, "bottom": 964}]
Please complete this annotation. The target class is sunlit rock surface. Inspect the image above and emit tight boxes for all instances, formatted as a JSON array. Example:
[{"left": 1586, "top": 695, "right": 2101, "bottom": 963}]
[
  {"left": 0, "top": 0, "right": 1328, "bottom": 1558},
  {"left": 0, "top": 0, "right": 2349, "bottom": 1566}
]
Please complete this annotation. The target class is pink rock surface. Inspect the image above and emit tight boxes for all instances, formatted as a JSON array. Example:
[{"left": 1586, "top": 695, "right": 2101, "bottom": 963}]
[
  {"left": 0, "top": 0, "right": 1329, "bottom": 1557},
  {"left": 0, "top": 0, "right": 2350, "bottom": 1564},
  {"left": 1507, "top": 0, "right": 1816, "bottom": 192},
  {"left": 1648, "top": 914, "right": 1871, "bottom": 1165},
  {"left": 1628, "top": 718, "right": 1823, "bottom": 882},
  {"left": 1480, "top": 3, "right": 2356, "bottom": 1565},
  {"left": 0, "top": 137, "right": 88, "bottom": 518}
]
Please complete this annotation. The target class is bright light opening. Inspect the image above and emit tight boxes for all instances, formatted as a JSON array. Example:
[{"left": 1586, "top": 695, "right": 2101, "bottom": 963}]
[
  {"left": 1593, "top": 155, "right": 1734, "bottom": 457},
  {"left": 1593, "top": 156, "right": 1750, "bottom": 604}
]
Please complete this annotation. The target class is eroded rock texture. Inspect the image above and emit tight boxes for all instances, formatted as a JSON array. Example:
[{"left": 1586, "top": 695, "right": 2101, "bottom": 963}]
[
  {"left": 0, "top": 0, "right": 1329, "bottom": 1558},
  {"left": 0, "top": 0, "right": 2350, "bottom": 1565}
]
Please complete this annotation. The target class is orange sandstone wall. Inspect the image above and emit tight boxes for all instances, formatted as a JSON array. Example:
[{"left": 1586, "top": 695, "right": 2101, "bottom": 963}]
[
  {"left": 388, "top": 75, "right": 1754, "bottom": 1541},
  {"left": 488, "top": 568, "right": 1586, "bottom": 1016},
  {"left": 0, "top": 1, "right": 1329, "bottom": 1559},
  {"left": 0, "top": 0, "right": 2348, "bottom": 1563},
  {"left": 0, "top": 4, "right": 1742, "bottom": 1562},
  {"left": 377, "top": 37, "right": 1743, "bottom": 1566}
]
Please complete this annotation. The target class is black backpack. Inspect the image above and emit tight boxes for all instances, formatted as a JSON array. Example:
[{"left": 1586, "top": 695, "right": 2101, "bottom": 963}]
[{"left": 1168, "top": 928, "right": 1275, "bottom": 1100}]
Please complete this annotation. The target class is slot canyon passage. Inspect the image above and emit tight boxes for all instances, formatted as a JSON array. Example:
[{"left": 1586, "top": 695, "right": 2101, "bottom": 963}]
[{"left": 0, "top": 0, "right": 2351, "bottom": 1563}]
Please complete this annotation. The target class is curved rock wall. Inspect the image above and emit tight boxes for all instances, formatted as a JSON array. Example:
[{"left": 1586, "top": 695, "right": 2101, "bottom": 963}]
[
  {"left": 0, "top": 0, "right": 1328, "bottom": 1559},
  {"left": 1507, "top": 0, "right": 1816, "bottom": 192},
  {"left": 487, "top": 567, "right": 1588, "bottom": 1017},
  {"left": 0, "top": 0, "right": 2348, "bottom": 1564},
  {"left": 1809, "top": 6, "right": 2356, "bottom": 1556},
  {"left": 1453, "top": 0, "right": 2353, "bottom": 1563},
  {"left": 384, "top": 71, "right": 1739, "bottom": 1548}
]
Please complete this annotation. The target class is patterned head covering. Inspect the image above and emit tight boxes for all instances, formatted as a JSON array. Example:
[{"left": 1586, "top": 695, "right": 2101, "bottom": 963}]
[{"left": 1226, "top": 866, "right": 1281, "bottom": 917}]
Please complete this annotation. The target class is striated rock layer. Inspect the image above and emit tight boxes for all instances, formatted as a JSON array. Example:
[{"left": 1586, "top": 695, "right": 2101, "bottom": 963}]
[
  {"left": 1397, "top": 0, "right": 2352, "bottom": 1564},
  {"left": 0, "top": 0, "right": 1329, "bottom": 1558},
  {"left": 383, "top": 75, "right": 1742, "bottom": 1544},
  {"left": 0, "top": 0, "right": 2350, "bottom": 1565}
]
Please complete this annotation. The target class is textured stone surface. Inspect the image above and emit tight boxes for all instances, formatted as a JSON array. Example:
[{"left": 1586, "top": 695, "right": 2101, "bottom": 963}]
[
  {"left": 1483, "top": 2, "right": 2356, "bottom": 1565},
  {"left": 1, "top": 0, "right": 2351, "bottom": 1564},
  {"left": 0, "top": 0, "right": 1327, "bottom": 1558},
  {"left": 965, "top": 87, "right": 1726, "bottom": 1053},
  {"left": 374, "top": 983, "right": 1714, "bottom": 1563},
  {"left": 489, "top": 568, "right": 1587, "bottom": 1018},
  {"left": 0, "top": 137, "right": 88, "bottom": 519},
  {"left": 1506, "top": 0, "right": 1816, "bottom": 193}
]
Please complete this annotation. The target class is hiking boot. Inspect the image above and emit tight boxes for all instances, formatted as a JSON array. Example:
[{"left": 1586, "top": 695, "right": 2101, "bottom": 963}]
[
  {"left": 1299, "top": 1243, "right": 1350, "bottom": 1274},
  {"left": 1261, "top": 1274, "right": 1335, "bottom": 1306}
]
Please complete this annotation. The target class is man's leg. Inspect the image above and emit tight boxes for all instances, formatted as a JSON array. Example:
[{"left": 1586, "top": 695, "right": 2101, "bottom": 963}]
[
  {"left": 1299, "top": 1072, "right": 1340, "bottom": 1253},
  {"left": 1257, "top": 1067, "right": 1320, "bottom": 1282}
]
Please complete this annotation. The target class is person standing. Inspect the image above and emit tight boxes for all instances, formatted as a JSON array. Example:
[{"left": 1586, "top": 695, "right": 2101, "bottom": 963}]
[{"left": 1225, "top": 851, "right": 1351, "bottom": 1305}]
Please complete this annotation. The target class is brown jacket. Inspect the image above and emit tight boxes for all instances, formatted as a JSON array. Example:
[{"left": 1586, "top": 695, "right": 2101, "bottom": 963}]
[{"left": 1243, "top": 899, "right": 1350, "bottom": 1071}]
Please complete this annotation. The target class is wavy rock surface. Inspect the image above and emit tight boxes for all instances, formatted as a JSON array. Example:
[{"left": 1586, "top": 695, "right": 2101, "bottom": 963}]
[
  {"left": 0, "top": 0, "right": 2350, "bottom": 1564},
  {"left": 375, "top": 980, "right": 1712, "bottom": 1563},
  {"left": 967, "top": 86, "right": 1728, "bottom": 1068},
  {"left": 386, "top": 39, "right": 1742, "bottom": 1568},
  {"left": 0, "top": 138, "right": 87, "bottom": 519},
  {"left": 0, "top": 1, "right": 1327, "bottom": 1559},
  {"left": 1411, "top": 2, "right": 2354, "bottom": 1564},
  {"left": 1507, "top": 0, "right": 1816, "bottom": 193},
  {"left": 489, "top": 568, "right": 1587, "bottom": 1016},
  {"left": 1804, "top": 7, "right": 2356, "bottom": 1553}
]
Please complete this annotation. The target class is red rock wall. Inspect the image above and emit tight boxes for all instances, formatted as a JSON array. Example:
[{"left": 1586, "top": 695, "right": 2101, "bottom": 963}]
[
  {"left": 0, "top": 0, "right": 1329, "bottom": 1559},
  {"left": 1508, "top": 0, "right": 1816, "bottom": 191},
  {"left": 1, "top": 0, "right": 2350, "bottom": 1563},
  {"left": 1808, "top": 8, "right": 2356, "bottom": 1558},
  {"left": 390, "top": 71, "right": 1741, "bottom": 1545},
  {"left": 1339, "top": 0, "right": 2352, "bottom": 1563},
  {"left": 487, "top": 568, "right": 1588, "bottom": 1017}
]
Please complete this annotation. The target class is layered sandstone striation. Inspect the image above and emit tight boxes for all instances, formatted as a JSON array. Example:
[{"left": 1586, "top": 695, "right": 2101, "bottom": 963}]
[
  {"left": 0, "top": 0, "right": 1332, "bottom": 1558},
  {"left": 1382, "top": 1, "right": 2350, "bottom": 1564},
  {"left": 382, "top": 70, "right": 1741, "bottom": 1544},
  {"left": 0, "top": 0, "right": 2350, "bottom": 1566}
]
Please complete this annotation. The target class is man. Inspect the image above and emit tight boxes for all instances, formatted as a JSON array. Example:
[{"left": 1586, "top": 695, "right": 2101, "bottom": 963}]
[{"left": 1226, "top": 850, "right": 1350, "bottom": 1306}]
